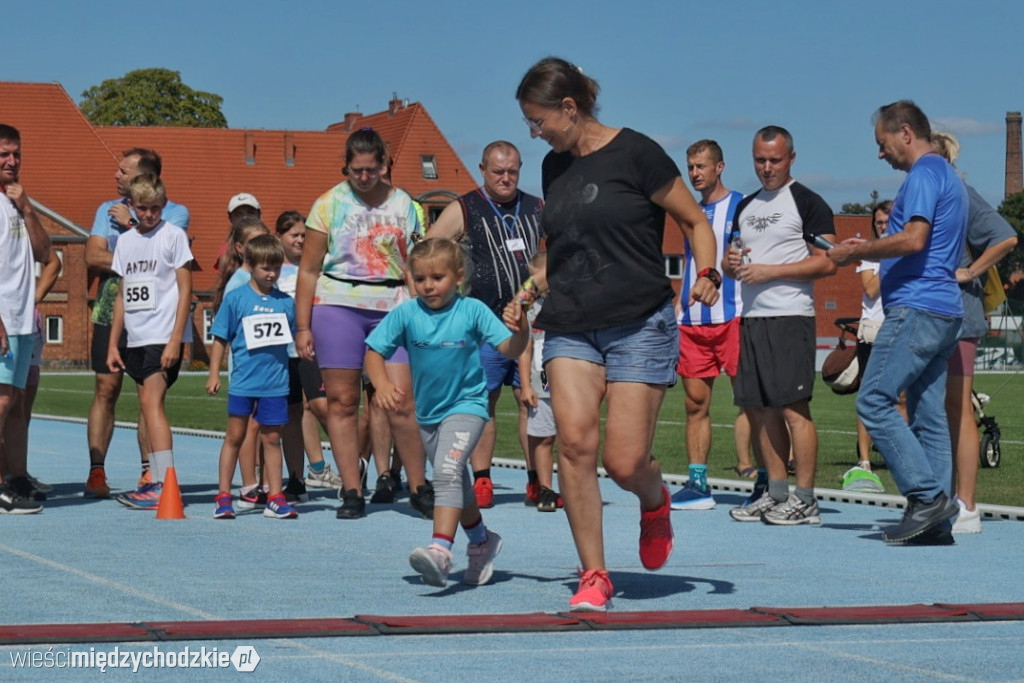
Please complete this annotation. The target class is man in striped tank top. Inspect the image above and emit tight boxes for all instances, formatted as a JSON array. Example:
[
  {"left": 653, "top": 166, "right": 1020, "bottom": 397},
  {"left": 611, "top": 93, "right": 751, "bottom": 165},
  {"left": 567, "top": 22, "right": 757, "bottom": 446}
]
[{"left": 671, "top": 140, "right": 749, "bottom": 511}]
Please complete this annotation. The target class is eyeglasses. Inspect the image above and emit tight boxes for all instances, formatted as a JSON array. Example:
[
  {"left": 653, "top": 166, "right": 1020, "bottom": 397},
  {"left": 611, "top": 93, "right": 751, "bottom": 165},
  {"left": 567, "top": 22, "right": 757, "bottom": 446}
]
[
  {"left": 522, "top": 106, "right": 560, "bottom": 135},
  {"left": 348, "top": 166, "right": 381, "bottom": 178}
]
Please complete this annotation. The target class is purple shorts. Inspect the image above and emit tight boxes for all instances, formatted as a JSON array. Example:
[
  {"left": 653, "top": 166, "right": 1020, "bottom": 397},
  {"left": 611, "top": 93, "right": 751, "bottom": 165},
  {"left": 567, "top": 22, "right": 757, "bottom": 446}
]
[{"left": 311, "top": 304, "right": 408, "bottom": 370}]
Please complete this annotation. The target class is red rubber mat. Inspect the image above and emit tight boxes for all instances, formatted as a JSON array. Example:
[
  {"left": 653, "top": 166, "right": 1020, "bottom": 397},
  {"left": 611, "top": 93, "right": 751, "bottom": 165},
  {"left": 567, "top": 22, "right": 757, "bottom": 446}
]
[
  {"left": 750, "top": 603, "right": 974, "bottom": 625},
  {"left": 2, "top": 602, "right": 1022, "bottom": 645},
  {"left": 354, "top": 612, "right": 585, "bottom": 635},
  {"left": 564, "top": 609, "right": 783, "bottom": 630}
]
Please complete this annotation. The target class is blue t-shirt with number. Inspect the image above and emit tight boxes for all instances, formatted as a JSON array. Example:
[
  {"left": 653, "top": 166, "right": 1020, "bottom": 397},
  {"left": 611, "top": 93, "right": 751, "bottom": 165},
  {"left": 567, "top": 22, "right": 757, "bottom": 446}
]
[
  {"left": 210, "top": 283, "right": 296, "bottom": 398},
  {"left": 366, "top": 295, "right": 512, "bottom": 425}
]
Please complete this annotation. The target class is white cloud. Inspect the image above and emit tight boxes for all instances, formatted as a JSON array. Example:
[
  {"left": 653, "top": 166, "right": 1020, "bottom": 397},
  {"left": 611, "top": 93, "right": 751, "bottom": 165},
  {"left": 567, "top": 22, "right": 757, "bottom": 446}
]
[
  {"left": 693, "top": 118, "right": 756, "bottom": 130},
  {"left": 650, "top": 134, "right": 690, "bottom": 151},
  {"left": 932, "top": 116, "right": 1003, "bottom": 136}
]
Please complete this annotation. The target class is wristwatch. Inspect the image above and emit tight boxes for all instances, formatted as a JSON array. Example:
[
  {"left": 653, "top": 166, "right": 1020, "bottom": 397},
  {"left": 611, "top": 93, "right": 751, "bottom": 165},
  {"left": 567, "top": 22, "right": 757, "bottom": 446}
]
[
  {"left": 128, "top": 218, "right": 139, "bottom": 228},
  {"left": 696, "top": 267, "right": 722, "bottom": 290}
]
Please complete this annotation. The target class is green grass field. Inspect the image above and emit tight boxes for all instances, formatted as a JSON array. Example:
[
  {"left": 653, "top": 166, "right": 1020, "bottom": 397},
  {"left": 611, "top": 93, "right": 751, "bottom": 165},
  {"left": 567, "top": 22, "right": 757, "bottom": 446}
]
[{"left": 33, "top": 371, "right": 1024, "bottom": 507}]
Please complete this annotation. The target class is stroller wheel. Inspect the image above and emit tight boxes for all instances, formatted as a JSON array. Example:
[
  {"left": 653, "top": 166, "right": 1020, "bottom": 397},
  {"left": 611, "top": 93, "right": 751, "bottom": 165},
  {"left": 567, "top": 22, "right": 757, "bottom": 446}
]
[{"left": 980, "top": 431, "right": 1001, "bottom": 468}]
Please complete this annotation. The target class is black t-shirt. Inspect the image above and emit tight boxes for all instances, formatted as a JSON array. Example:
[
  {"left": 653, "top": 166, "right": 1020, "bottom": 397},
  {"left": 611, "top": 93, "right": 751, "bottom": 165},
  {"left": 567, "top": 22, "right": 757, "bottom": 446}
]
[{"left": 538, "top": 128, "right": 679, "bottom": 333}]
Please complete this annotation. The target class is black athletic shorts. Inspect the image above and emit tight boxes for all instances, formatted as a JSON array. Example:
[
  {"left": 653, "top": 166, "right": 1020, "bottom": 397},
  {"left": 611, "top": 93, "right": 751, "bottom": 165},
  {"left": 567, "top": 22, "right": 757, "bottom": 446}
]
[
  {"left": 298, "top": 357, "right": 326, "bottom": 401},
  {"left": 287, "top": 358, "right": 304, "bottom": 405},
  {"left": 733, "top": 316, "right": 815, "bottom": 408},
  {"left": 91, "top": 323, "right": 128, "bottom": 374},
  {"left": 122, "top": 344, "right": 183, "bottom": 388}
]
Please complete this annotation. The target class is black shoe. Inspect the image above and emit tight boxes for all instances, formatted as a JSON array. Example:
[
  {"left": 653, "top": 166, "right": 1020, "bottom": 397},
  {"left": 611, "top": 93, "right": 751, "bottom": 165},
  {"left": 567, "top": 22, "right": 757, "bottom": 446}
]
[
  {"left": 390, "top": 469, "right": 404, "bottom": 494},
  {"left": 0, "top": 482, "right": 43, "bottom": 514},
  {"left": 370, "top": 473, "right": 397, "bottom": 504},
  {"left": 284, "top": 477, "right": 309, "bottom": 504},
  {"left": 884, "top": 493, "right": 959, "bottom": 545},
  {"left": 409, "top": 483, "right": 435, "bottom": 519},
  {"left": 8, "top": 475, "right": 45, "bottom": 502},
  {"left": 537, "top": 487, "right": 562, "bottom": 513},
  {"left": 336, "top": 489, "right": 366, "bottom": 519},
  {"left": 906, "top": 520, "right": 955, "bottom": 546}
]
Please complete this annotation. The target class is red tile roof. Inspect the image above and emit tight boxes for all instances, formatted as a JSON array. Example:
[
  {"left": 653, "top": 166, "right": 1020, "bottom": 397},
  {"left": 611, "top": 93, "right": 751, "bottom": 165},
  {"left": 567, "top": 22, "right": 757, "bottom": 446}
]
[{"left": 1, "top": 83, "right": 477, "bottom": 291}]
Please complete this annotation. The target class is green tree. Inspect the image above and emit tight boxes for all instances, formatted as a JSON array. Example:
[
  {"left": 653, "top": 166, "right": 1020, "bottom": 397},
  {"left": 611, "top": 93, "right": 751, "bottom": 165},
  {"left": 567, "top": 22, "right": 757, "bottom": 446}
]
[
  {"left": 997, "top": 191, "right": 1024, "bottom": 297},
  {"left": 79, "top": 68, "right": 227, "bottom": 128},
  {"left": 840, "top": 202, "right": 871, "bottom": 214}
]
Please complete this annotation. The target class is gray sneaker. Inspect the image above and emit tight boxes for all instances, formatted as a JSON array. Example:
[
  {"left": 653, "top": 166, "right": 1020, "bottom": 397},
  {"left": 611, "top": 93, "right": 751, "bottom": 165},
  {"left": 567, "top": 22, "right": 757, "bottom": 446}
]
[
  {"left": 729, "top": 491, "right": 779, "bottom": 522},
  {"left": 304, "top": 464, "right": 343, "bottom": 489},
  {"left": 884, "top": 493, "right": 959, "bottom": 544},
  {"left": 762, "top": 493, "right": 821, "bottom": 526}
]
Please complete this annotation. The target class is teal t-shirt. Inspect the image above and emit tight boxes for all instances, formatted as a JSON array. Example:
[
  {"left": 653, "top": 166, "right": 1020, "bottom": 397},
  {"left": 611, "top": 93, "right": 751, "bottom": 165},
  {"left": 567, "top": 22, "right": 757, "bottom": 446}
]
[{"left": 366, "top": 295, "right": 512, "bottom": 425}]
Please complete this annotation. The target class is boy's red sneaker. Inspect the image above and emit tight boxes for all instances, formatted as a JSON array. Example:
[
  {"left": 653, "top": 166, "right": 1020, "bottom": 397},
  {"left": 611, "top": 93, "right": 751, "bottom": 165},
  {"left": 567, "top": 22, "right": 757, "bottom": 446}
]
[
  {"left": 473, "top": 476, "right": 493, "bottom": 508},
  {"left": 639, "top": 485, "right": 673, "bottom": 570},
  {"left": 569, "top": 569, "right": 614, "bottom": 612},
  {"left": 524, "top": 480, "right": 540, "bottom": 506}
]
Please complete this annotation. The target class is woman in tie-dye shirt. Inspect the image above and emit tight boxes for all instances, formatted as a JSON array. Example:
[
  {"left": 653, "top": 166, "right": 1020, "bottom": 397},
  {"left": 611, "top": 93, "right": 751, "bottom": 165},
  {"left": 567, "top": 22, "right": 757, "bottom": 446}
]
[{"left": 295, "top": 129, "right": 432, "bottom": 521}]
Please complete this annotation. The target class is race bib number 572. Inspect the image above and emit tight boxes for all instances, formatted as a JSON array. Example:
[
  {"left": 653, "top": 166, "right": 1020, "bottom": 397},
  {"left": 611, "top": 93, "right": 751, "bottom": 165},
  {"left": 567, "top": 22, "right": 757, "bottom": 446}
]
[{"left": 242, "top": 313, "right": 293, "bottom": 350}]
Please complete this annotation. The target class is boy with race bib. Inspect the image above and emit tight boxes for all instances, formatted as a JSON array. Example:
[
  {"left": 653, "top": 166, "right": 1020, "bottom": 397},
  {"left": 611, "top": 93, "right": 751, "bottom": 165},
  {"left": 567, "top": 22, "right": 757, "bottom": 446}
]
[
  {"left": 206, "top": 235, "right": 298, "bottom": 519},
  {"left": 107, "top": 174, "right": 193, "bottom": 510}
]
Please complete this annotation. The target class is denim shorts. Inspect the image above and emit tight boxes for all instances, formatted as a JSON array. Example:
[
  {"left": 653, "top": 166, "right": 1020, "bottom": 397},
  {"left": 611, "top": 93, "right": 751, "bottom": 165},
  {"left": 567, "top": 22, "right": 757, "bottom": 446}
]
[
  {"left": 480, "top": 342, "right": 520, "bottom": 391},
  {"left": 0, "top": 334, "right": 34, "bottom": 389},
  {"left": 541, "top": 301, "right": 679, "bottom": 385}
]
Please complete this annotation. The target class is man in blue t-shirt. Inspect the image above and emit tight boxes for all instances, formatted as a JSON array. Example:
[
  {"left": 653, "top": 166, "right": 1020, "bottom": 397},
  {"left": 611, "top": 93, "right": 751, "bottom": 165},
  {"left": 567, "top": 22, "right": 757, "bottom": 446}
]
[
  {"left": 83, "top": 148, "right": 190, "bottom": 499},
  {"left": 829, "top": 100, "right": 968, "bottom": 546}
]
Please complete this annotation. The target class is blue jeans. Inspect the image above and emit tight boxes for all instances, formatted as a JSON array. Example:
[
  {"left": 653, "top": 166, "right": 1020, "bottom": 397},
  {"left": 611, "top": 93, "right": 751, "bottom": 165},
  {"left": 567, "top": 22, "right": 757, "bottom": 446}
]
[{"left": 856, "top": 307, "right": 961, "bottom": 501}]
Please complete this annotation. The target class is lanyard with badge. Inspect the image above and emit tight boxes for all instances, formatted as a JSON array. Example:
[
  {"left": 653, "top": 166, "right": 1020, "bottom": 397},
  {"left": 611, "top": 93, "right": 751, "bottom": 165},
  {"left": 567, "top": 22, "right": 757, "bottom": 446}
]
[{"left": 481, "top": 189, "right": 526, "bottom": 253}]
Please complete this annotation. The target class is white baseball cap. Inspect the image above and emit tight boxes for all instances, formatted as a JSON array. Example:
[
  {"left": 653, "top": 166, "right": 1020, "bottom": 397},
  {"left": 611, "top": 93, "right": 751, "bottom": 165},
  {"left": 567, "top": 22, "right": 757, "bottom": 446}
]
[{"left": 227, "top": 193, "right": 261, "bottom": 213}]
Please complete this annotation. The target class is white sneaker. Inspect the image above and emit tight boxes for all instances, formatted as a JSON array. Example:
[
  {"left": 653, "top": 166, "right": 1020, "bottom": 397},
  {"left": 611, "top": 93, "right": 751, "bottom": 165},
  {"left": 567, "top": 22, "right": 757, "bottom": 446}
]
[
  {"left": 409, "top": 544, "right": 452, "bottom": 587},
  {"left": 464, "top": 531, "right": 503, "bottom": 585},
  {"left": 304, "top": 464, "right": 343, "bottom": 489},
  {"left": 952, "top": 498, "right": 982, "bottom": 534}
]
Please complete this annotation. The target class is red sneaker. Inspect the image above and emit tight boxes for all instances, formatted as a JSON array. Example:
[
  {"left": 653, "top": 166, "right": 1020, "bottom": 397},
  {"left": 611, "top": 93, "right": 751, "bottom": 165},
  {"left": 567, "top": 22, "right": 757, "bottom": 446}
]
[
  {"left": 524, "top": 481, "right": 540, "bottom": 506},
  {"left": 569, "top": 569, "right": 614, "bottom": 612},
  {"left": 639, "top": 485, "right": 673, "bottom": 570},
  {"left": 84, "top": 468, "right": 111, "bottom": 499},
  {"left": 473, "top": 476, "right": 494, "bottom": 508}
]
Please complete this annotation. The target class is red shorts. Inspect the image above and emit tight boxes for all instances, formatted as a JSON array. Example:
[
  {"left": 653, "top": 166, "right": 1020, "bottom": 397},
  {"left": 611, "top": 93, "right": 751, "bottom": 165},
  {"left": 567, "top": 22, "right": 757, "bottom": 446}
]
[{"left": 676, "top": 319, "right": 740, "bottom": 379}]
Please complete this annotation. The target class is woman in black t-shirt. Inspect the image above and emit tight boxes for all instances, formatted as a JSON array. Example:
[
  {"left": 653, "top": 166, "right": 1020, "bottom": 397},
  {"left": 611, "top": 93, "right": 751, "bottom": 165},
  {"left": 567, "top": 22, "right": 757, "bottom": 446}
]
[{"left": 515, "top": 57, "right": 721, "bottom": 612}]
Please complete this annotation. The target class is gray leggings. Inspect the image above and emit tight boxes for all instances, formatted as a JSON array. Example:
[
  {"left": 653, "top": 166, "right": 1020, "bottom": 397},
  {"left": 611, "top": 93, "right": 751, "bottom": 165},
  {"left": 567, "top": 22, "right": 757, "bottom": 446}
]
[{"left": 420, "top": 414, "right": 486, "bottom": 509}]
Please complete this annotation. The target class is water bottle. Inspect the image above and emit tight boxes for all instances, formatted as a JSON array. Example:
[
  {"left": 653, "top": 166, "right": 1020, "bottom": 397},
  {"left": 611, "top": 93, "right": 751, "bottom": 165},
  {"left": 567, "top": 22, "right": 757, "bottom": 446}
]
[{"left": 730, "top": 231, "right": 749, "bottom": 265}]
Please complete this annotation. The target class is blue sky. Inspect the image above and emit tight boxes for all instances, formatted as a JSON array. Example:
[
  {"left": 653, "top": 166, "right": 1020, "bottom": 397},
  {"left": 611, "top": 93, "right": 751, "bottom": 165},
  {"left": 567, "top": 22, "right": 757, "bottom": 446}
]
[{"left": 8, "top": 0, "right": 1024, "bottom": 211}]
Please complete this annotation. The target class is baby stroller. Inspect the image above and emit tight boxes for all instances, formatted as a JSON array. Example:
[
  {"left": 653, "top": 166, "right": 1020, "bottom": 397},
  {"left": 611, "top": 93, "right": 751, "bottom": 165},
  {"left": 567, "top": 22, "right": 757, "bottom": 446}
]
[{"left": 973, "top": 391, "right": 1002, "bottom": 468}]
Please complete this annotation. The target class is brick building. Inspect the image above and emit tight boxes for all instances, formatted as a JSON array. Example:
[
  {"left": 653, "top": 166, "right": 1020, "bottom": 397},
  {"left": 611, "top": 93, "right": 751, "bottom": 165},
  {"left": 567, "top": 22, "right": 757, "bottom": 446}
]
[{"left": 1, "top": 82, "right": 477, "bottom": 367}]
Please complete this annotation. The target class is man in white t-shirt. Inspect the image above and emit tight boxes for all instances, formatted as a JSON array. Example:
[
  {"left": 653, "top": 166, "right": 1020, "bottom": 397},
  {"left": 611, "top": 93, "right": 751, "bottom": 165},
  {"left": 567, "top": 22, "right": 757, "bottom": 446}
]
[
  {"left": 0, "top": 124, "right": 52, "bottom": 513},
  {"left": 84, "top": 148, "right": 189, "bottom": 499},
  {"left": 723, "top": 126, "right": 837, "bottom": 526}
]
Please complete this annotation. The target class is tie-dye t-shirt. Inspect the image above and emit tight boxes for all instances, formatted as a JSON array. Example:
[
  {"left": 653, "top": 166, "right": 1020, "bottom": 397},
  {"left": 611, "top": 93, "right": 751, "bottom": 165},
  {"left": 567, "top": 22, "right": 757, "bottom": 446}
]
[{"left": 306, "top": 181, "right": 420, "bottom": 311}]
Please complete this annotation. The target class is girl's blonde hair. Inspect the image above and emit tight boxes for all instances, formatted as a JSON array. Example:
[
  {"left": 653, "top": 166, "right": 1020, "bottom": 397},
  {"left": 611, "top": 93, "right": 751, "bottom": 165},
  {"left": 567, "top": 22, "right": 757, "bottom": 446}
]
[{"left": 408, "top": 237, "right": 465, "bottom": 273}]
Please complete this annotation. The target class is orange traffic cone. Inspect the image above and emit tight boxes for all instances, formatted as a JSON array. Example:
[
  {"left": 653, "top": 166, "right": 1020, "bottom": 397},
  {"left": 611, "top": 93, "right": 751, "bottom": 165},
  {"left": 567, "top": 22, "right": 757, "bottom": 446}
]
[{"left": 156, "top": 466, "right": 186, "bottom": 519}]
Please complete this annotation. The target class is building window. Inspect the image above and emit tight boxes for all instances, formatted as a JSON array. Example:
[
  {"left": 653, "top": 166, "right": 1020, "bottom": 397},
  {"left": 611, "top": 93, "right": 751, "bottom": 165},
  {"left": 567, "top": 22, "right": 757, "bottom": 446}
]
[
  {"left": 204, "top": 308, "right": 216, "bottom": 344},
  {"left": 420, "top": 155, "right": 438, "bottom": 180},
  {"left": 664, "top": 255, "right": 683, "bottom": 279},
  {"left": 45, "top": 316, "right": 63, "bottom": 344}
]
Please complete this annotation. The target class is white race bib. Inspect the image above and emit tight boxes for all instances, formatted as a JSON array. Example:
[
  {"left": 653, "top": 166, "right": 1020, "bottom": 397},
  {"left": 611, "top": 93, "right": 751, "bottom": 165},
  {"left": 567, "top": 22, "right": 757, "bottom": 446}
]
[
  {"left": 242, "top": 313, "right": 293, "bottom": 350},
  {"left": 123, "top": 278, "right": 156, "bottom": 311}
]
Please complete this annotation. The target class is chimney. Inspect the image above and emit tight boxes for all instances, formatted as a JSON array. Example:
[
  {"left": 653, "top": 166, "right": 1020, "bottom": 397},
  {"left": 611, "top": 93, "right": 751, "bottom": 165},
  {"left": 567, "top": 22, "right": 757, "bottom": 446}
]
[
  {"left": 1006, "top": 112, "right": 1022, "bottom": 198},
  {"left": 244, "top": 131, "right": 256, "bottom": 166},
  {"left": 284, "top": 132, "right": 295, "bottom": 167},
  {"left": 389, "top": 92, "right": 401, "bottom": 115},
  {"left": 342, "top": 112, "right": 362, "bottom": 132}
]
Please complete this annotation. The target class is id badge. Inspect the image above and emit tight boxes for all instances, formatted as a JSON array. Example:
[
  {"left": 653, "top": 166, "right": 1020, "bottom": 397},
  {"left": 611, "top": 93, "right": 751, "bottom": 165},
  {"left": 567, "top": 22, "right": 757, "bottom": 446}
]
[{"left": 506, "top": 238, "right": 526, "bottom": 252}]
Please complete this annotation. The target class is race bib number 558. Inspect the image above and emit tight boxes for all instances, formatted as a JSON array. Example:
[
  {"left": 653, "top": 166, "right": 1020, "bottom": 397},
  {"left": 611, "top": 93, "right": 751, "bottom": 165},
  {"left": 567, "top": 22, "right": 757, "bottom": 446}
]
[
  {"left": 242, "top": 313, "right": 293, "bottom": 350},
  {"left": 123, "top": 278, "right": 156, "bottom": 311}
]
